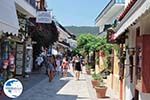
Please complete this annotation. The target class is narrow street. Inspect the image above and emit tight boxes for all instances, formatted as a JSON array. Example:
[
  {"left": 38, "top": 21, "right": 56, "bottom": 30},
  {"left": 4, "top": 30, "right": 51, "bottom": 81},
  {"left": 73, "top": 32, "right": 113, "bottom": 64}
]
[
  {"left": 0, "top": 67, "right": 119, "bottom": 100},
  {"left": 15, "top": 67, "right": 118, "bottom": 100},
  {"left": 1, "top": 1, "right": 150, "bottom": 99},
  {"left": 0, "top": 67, "right": 118, "bottom": 100},
  {"left": 15, "top": 68, "right": 91, "bottom": 100}
]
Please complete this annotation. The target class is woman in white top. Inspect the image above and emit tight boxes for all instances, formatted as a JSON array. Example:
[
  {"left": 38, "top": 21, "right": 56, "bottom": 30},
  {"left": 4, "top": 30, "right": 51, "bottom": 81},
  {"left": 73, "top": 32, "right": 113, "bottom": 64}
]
[{"left": 56, "top": 56, "right": 61, "bottom": 76}]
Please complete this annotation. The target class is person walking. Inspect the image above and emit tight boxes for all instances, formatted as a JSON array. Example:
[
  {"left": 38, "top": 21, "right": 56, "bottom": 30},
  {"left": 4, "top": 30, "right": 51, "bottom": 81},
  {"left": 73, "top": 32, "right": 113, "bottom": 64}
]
[
  {"left": 56, "top": 55, "right": 62, "bottom": 76},
  {"left": 35, "top": 54, "right": 44, "bottom": 72},
  {"left": 61, "top": 57, "right": 69, "bottom": 77},
  {"left": 47, "top": 56, "right": 55, "bottom": 82},
  {"left": 51, "top": 55, "right": 57, "bottom": 76},
  {"left": 75, "top": 56, "right": 82, "bottom": 80},
  {"left": 71, "top": 56, "right": 76, "bottom": 72}
]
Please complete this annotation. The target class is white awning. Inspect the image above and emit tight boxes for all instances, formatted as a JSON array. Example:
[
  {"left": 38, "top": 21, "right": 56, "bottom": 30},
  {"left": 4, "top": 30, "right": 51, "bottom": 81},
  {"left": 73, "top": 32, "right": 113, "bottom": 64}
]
[
  {"left": 115, "top": 0, "right": 150, "bottom": 39},
  {"left": 0, "top": 0, "right": 19, "bottom": 35}
]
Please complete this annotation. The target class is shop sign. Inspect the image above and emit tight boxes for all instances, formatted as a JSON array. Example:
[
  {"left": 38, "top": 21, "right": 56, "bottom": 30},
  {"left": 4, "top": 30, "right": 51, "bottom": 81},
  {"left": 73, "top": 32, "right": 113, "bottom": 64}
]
[{"left": 36, "top": 11, "right": 52, "bottom": 23}]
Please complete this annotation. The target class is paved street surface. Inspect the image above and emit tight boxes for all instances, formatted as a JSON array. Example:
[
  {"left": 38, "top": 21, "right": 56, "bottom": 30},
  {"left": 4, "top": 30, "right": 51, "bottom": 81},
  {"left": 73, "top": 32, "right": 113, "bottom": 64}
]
[
  {"left": 0, "top": 67, "right": 118, "bottom": 100},
  {"left": 0, "top": 71, "right": 47, "bottom": 100},
  {"left": 14, "top": 70, "right": 91, "bottom": 100}
]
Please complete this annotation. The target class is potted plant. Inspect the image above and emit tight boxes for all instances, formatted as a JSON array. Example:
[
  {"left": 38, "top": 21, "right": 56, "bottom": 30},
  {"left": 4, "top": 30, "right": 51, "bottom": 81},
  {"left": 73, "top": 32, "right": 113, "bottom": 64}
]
[
  {"left": 91, "top": 72, "right": 100, "bottom": 88},
  {"left": 86, "top": 64, "right": 91, "bottom": 75},
  {"left": 94, "top": 73, "right": 107, "bottom": 98}
]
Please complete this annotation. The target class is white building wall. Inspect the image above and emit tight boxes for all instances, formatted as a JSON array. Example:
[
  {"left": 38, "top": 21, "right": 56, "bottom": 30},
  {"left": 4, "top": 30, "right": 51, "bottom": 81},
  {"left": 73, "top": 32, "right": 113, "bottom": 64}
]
[
  {"left": 15, "top": 0, "right": 36, "bottom": 17},
  {"left": 125, "top": 11, "right": 150, "bottom": 100},
  {"left": 98, "top": 25, "right": 104, "bottom": 33},
  {"left": 0, "top": 0, "right": 19, "bottom": 35}
]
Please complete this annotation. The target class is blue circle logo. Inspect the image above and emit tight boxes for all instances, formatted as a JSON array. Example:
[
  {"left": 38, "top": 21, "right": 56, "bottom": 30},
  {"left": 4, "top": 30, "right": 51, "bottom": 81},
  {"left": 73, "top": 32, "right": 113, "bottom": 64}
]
[{"left": 3, "top": 78, "right": 23, "bottom": 98}]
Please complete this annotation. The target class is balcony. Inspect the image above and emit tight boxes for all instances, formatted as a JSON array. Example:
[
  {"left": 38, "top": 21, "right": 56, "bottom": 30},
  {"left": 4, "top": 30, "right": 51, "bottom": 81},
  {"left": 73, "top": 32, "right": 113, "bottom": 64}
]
[
  {"left": 25, "top": 0, "right": 36, "bottom": 9},
  {"left": 15, "top": 0, "right": 36, "bottom": 17},
  {"left": 116, "top": 0, "right": 125, "bottom": 3},
  {"left": 95, "top": 0, "right": 125, "bottom": 29}
]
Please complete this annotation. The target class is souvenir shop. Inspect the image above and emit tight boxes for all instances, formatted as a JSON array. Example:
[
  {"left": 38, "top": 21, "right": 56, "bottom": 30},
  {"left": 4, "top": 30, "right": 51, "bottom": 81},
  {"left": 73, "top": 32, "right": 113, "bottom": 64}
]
[
  {"left": 0, "top": 33, "right": 33, "bottom": 90},
  {"left": 0, "top": 33, "right": 17, "bottom": 90}
]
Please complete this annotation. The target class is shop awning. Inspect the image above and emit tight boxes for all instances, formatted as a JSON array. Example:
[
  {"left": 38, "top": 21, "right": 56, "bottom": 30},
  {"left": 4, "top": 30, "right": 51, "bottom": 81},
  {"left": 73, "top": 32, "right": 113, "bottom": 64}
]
[
  {"left": 114, "top": 0, "right": 150, "bottom": 39},
  {"left": 0, "top": 0, "right": 19, "bottom": 35},
  {"left": 57, "top": 41, "right": 70, "bottom": 49}
]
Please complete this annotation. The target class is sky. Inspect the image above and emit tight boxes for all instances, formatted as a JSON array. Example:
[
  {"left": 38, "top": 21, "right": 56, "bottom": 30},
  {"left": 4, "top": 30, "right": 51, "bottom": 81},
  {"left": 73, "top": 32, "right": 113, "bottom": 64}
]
[{"left": 46, "top": 0, "right": 110, "bottom": 26}]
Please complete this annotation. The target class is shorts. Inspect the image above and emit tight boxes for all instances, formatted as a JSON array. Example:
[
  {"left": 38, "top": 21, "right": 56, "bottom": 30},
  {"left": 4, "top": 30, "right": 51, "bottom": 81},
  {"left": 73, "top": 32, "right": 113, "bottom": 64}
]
[{"left": 56, "top": 66, "right": 61, "bottom": 72}]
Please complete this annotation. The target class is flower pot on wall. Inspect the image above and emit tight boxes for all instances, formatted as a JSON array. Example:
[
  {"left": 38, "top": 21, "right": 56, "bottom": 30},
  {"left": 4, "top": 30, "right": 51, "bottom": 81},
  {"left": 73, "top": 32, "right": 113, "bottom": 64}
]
[
  {"left": 91, "top": 80, "right": 99, "bottom": 88},
  {"left": 95, "top": 86, "right": 107, "bottom": 98}
]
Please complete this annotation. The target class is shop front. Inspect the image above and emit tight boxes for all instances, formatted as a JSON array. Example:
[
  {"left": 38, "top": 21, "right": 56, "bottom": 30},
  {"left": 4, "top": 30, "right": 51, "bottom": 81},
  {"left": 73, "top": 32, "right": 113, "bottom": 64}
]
[
  {"left": 107, "top": 29, "right": 127, "bottom": 100},
  {"left": 0, "top": 33, "right": 20, "bottom": 91},
  {"left": 114, "top": 0, "right": 150, "bottom": 100},
  {"left": 29, "top": 18, "right": 59, "bottom": 70},
  {"left": 15, "top": 37, "right": 33, "bottom": 77},
  {"left": 0, "top": 0, "right": 20, "bottom": 92},
  {"left": 0, "top": 33, "right": 34, "bottom": 92}
]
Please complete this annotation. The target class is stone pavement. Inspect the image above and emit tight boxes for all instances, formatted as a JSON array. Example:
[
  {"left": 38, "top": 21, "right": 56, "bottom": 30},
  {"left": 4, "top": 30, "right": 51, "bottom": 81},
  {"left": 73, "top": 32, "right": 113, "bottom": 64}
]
[
  {"left": 0, "top": 71, "right": 47, "bottom": 100},
  {"left": 17, "top": 72, "right": 47, "bottom": 92},
  {"left": 0, "top": 67, "right": 118, "bottom": 100},
  {"left": 14, "top": 70, "right": 91, "bottom": 100}
]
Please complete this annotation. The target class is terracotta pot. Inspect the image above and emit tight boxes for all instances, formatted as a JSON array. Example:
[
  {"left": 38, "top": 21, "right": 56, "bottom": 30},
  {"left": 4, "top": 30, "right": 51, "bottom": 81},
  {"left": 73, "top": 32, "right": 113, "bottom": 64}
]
[
  {"left": 91, "top": 80, "right": 99, "bottom": 88},
  {"left": 95, "top": 86, "right": 107, "bottom": 98}
]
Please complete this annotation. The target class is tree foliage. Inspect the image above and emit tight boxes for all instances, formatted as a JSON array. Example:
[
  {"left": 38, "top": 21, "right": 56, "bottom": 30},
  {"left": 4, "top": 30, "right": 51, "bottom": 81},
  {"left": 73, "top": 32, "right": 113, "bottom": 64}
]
[{"left": 76, "top": 33, "right": 113, "bottom": 55}]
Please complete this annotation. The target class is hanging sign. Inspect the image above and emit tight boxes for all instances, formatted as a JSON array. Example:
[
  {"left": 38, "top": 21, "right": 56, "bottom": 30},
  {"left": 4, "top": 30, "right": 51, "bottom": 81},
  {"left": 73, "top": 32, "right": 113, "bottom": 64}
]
[{"left": 36, "top": 11, "right": 52, "bottom": 23}]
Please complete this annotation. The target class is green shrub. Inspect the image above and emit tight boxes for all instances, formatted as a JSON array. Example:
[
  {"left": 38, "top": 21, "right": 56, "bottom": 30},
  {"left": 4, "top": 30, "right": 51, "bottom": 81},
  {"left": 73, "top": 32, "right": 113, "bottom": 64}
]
[
  {"left": 86, "top": 64, "right": 92, "bottom": 70},
  {"left": 92, "top": 73, "right": 102, "bottom": 80},
  {"left": 92, "top": 73, "right": 105, "bottom": 86}
]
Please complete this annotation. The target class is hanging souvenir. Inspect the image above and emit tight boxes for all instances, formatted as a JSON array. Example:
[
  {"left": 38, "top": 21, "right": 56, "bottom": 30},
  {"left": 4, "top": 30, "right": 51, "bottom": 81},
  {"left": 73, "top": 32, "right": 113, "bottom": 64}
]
[
  {"left": 9, "top": 53, "right": 15, "bottom": 65},
  {"left": 3, "top": 60, "right": 8, "bottom": 69}
]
